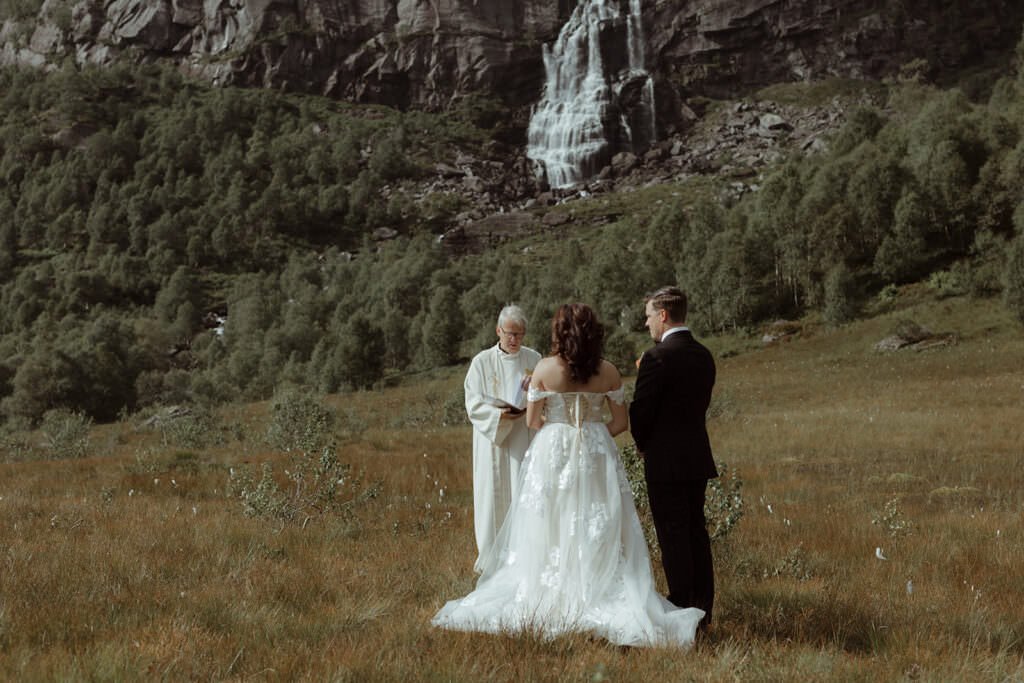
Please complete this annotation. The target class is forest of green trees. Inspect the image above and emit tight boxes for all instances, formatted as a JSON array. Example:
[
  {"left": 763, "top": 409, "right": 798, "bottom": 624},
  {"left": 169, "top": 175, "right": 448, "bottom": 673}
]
[{"left": 2, "top": 39, "right": 1024, "bottom": 429}]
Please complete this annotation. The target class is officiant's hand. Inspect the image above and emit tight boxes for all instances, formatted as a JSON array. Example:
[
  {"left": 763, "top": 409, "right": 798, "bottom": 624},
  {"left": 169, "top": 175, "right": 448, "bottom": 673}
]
[{"left": 500, "top": 407, "right": 525, "bottom": 420}]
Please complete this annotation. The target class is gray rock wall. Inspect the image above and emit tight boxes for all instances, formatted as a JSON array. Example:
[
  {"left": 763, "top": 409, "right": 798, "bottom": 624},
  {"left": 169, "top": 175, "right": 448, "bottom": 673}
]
[
  {"left": 650, "top": 0, "right": 1024, "bottom": 97},
  {"left": 2, "top": 0, "right": 1022, "bottom": 113}
]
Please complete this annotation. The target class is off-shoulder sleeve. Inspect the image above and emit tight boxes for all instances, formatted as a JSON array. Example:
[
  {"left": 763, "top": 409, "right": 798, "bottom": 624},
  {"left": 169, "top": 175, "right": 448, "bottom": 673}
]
[
  {"left": 606, "top": 386, "right": 626, "bottom": 405},
  {"left": 528, "top": 386, "right": 553, "bottom": 402}
]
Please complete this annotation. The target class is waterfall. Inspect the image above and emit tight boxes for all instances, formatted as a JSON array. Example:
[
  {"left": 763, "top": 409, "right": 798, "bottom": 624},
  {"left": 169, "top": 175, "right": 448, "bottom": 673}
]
[{"left": 527, "top": 0, "right": 655, "bottom": 189}]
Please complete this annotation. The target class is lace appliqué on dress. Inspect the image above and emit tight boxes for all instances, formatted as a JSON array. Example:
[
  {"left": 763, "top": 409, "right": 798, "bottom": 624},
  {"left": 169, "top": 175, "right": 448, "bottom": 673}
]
[
  {"left": 587, "top": 502, "right": 610, "bottom": 541},
  {"left": 540, "top": 547, "right": 562, "bottom": 590},
  {"left": 519, "top": 455, "right": 548, "bottom": 512}
]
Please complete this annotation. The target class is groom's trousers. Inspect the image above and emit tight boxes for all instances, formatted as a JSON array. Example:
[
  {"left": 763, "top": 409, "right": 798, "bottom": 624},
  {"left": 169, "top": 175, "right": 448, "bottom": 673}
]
[{"left": 647, "top": 479, "right": 714, "bottom": 626}]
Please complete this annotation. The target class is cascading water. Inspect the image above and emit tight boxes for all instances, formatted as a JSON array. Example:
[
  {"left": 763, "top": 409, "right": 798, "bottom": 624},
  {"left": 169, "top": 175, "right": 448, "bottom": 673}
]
[{"left": 527, "top": 0, "right": 656, "bottom": 189}]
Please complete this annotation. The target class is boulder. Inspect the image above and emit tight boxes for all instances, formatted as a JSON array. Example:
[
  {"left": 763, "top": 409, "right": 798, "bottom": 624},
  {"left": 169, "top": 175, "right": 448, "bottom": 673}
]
[
  {"left": 643, "top": 147, "right": 668, "bottom": 163},
  {"left": 873, "top": 320, "right": 959, "bottom": 352},
  {"left": 542, "top": 211, "right": 571, "bottom": 226},
  {"left": 758, "top": 113, "right": 792, "bottom": 132},
  {"left": 611, "top": 152, "right": 639, "bottom": 173},
  {"left": 138, "top": 405, "right": 192, "bottom": 429},
  {"left": 762, "top": 319, "right": 802, "bottom": 344},
  {"left": 371, "top": 227, "right": 399, "bottom": 241}
]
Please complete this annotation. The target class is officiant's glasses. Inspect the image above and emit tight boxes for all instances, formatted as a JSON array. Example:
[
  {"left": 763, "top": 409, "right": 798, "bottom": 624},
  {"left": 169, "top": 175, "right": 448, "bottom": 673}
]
[{"left": 499, "top": 328, "right": 525, "bottom": 340}]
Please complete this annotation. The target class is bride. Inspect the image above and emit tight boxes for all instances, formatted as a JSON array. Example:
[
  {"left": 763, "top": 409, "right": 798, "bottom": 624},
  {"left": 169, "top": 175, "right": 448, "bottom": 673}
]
[{"left": 432, "top": 303, "right": 704, "bottom": 647}]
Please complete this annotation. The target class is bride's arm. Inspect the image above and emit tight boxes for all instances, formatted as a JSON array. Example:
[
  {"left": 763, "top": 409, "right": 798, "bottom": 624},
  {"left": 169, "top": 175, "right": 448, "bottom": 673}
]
[
  {"left": 603, "top": 361, "right": 628, "bottom": 436},
  {"left": 606, "top": 390, "right": 628, "bottom": 436},
  {"left": 526, "top": 359, "right": 550, "bottom": 430},
  {"left": 526, "top": 390, "right": 546, "bottom": 430}
]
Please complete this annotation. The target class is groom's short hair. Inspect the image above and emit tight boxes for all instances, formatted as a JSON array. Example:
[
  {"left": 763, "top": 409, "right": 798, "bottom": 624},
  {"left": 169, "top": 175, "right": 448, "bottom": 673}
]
[{"left": 646, "top": 286, "right": 688, "bottom": 323}]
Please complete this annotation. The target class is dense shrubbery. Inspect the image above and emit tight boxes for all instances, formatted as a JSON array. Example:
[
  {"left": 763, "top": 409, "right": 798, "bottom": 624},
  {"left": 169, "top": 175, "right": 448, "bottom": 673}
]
[
  {"left": 3, "top": 35, "right": 1024, "bottom": 427},
  {"left": 663, "top": 42, "right": 1024, "bottom": 332},
  {"left": 0, "top": 63, "right": 486, "bottom": 424},
  {"left": 710, "top": 89, "right": 1017, "bottom": 328}
]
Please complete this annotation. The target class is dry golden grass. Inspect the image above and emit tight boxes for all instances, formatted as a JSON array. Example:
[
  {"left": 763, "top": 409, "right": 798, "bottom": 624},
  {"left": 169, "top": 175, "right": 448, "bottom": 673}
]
[{"left": 2, "top": 291, "right": 1023, "bottom": 681}]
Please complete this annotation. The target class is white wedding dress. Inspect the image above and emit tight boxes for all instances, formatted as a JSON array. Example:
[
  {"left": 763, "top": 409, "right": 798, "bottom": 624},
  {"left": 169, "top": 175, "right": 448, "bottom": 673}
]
[{"left": 432, "top": 387, "right": 705, "bottom": 647}]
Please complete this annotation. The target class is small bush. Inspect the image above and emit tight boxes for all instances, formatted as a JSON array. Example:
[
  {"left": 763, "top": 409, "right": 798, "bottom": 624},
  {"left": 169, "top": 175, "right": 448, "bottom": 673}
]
[
  {"left": 0, "top": 432, "right": 32, "bottom": 462},
  {"left": 765, "top": 545, "right": 814, "bottom": 581},
  {"left": 441, "top": 387, "right": 466, "bottom": 427},
  {"left": 386, "top": 390, "right": 466, "bottom": 430},
  {"left": 1004, "top": 232, "right": 1024, "bottom": 322},
  {"left": 265, "top": 384, "right": 334, "bottom": 452},
  {"left": 620, "top": 445, "right": 744, "bottom": 549},
  {"left": 129, "top": 447, "right": 202, "bottom": 475},
  {"left": 706, "top": 388, "right": 738, "bottom": 421},
  {"left": 156, "top": 404, "right": 225, "bottom": 449},
  {"left": 39, "top": 408, "right": 92, "bottom": 459},
  {"left": 226, "top": 445, "right": 380, "bottom": 523},
  {"left": 926, "top": 268, "right": 966, "bottom": 298},
  {"left": 872, "top": 497, "right": 912, "bottom": 538},
  {"left": 823, "top": 264, "right": 858, "bottom": 325},
  {"left": 388, "top": 395, "right": 437, "bottom": 429},
  {"left": 705, "top": 462, "right": 745, "bottom": 541},
  {"left": 876, "top": 283, "right": 899, "bottom": 307},
  {"left": 965, "top": 230, "right": 1006, "bottom": 297}
]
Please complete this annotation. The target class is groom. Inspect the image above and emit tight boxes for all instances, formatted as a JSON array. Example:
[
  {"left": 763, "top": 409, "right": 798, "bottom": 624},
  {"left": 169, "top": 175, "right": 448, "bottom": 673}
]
[{"left": 629, "top": 286, "right": 718, "bottom": 632}]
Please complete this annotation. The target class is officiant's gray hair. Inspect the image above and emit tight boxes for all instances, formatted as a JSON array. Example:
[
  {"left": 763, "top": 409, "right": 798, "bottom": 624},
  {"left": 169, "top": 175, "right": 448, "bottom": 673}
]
[{"left": 497, "top": 304, "right": 527, "bottom": 328}]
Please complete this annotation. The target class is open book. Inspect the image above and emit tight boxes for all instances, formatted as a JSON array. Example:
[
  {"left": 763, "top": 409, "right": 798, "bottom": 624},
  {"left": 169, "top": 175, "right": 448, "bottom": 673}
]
[{"left": 481, "top": 395, "right": 525, "bottom": 414}]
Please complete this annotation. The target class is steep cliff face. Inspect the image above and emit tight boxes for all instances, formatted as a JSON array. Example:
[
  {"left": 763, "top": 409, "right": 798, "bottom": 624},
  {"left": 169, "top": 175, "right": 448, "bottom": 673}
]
[
  {"left": 649, "top": 0, "right": 1023, "bottom": 97},
  {"left": 1, "top": 0, "right": 566, "bottom": 109},
  {"left": 2, "top": 0, "right": 1022, "bottom": 113}
]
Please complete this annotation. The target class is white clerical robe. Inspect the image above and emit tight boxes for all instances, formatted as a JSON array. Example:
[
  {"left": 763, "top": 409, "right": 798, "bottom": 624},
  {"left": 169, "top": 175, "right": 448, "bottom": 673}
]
[{"left": 464, "top": 342, "right": 542, "bottom": 572}]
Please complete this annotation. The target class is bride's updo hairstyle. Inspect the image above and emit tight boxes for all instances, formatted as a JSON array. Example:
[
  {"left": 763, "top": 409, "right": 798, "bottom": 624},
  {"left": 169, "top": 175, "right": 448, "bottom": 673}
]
[{"left": 550, "top": 303, "right": 604, "bottom": 384}]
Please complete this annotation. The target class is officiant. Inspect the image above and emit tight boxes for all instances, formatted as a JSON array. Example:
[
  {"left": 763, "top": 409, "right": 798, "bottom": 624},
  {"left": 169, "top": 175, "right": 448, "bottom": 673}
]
[{"left": 464, "top": 304, "right": 542, "bottom": 572}]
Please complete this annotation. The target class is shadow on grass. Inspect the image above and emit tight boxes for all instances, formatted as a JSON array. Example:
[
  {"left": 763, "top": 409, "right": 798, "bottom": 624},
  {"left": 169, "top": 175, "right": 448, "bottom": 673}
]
[{"left": 722, "top": 586, "right": 885, "bottom": 653}]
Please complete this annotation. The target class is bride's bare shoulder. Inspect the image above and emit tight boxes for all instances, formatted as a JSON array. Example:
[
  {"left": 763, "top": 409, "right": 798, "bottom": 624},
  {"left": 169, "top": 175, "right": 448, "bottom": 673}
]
[
  {"left": 533, "top": 356, "right": 560, "bottom": 374},
  {"left": 531, "top": 356, "right": 562, "bottom": 384},
  {"left": 599, "top": 359, "right": 623, "bottom": 382}
]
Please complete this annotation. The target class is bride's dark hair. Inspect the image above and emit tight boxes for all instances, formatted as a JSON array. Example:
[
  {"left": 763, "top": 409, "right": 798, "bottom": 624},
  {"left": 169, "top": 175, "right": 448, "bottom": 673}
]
[{"left": 550, "top": 303, "right": 604, "bottom": 384}]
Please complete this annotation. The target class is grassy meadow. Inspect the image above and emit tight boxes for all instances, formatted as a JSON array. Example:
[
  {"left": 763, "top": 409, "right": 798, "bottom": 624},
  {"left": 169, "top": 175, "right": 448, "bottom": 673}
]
[{"left": 1, "top": 289, "right": 1023, "bottom": 681}]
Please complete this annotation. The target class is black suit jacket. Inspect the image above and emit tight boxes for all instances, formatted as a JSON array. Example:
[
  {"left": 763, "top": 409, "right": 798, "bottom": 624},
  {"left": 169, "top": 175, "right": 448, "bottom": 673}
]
[{"left": 629, "top": 329, "right": 718, "bottom": 483}]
